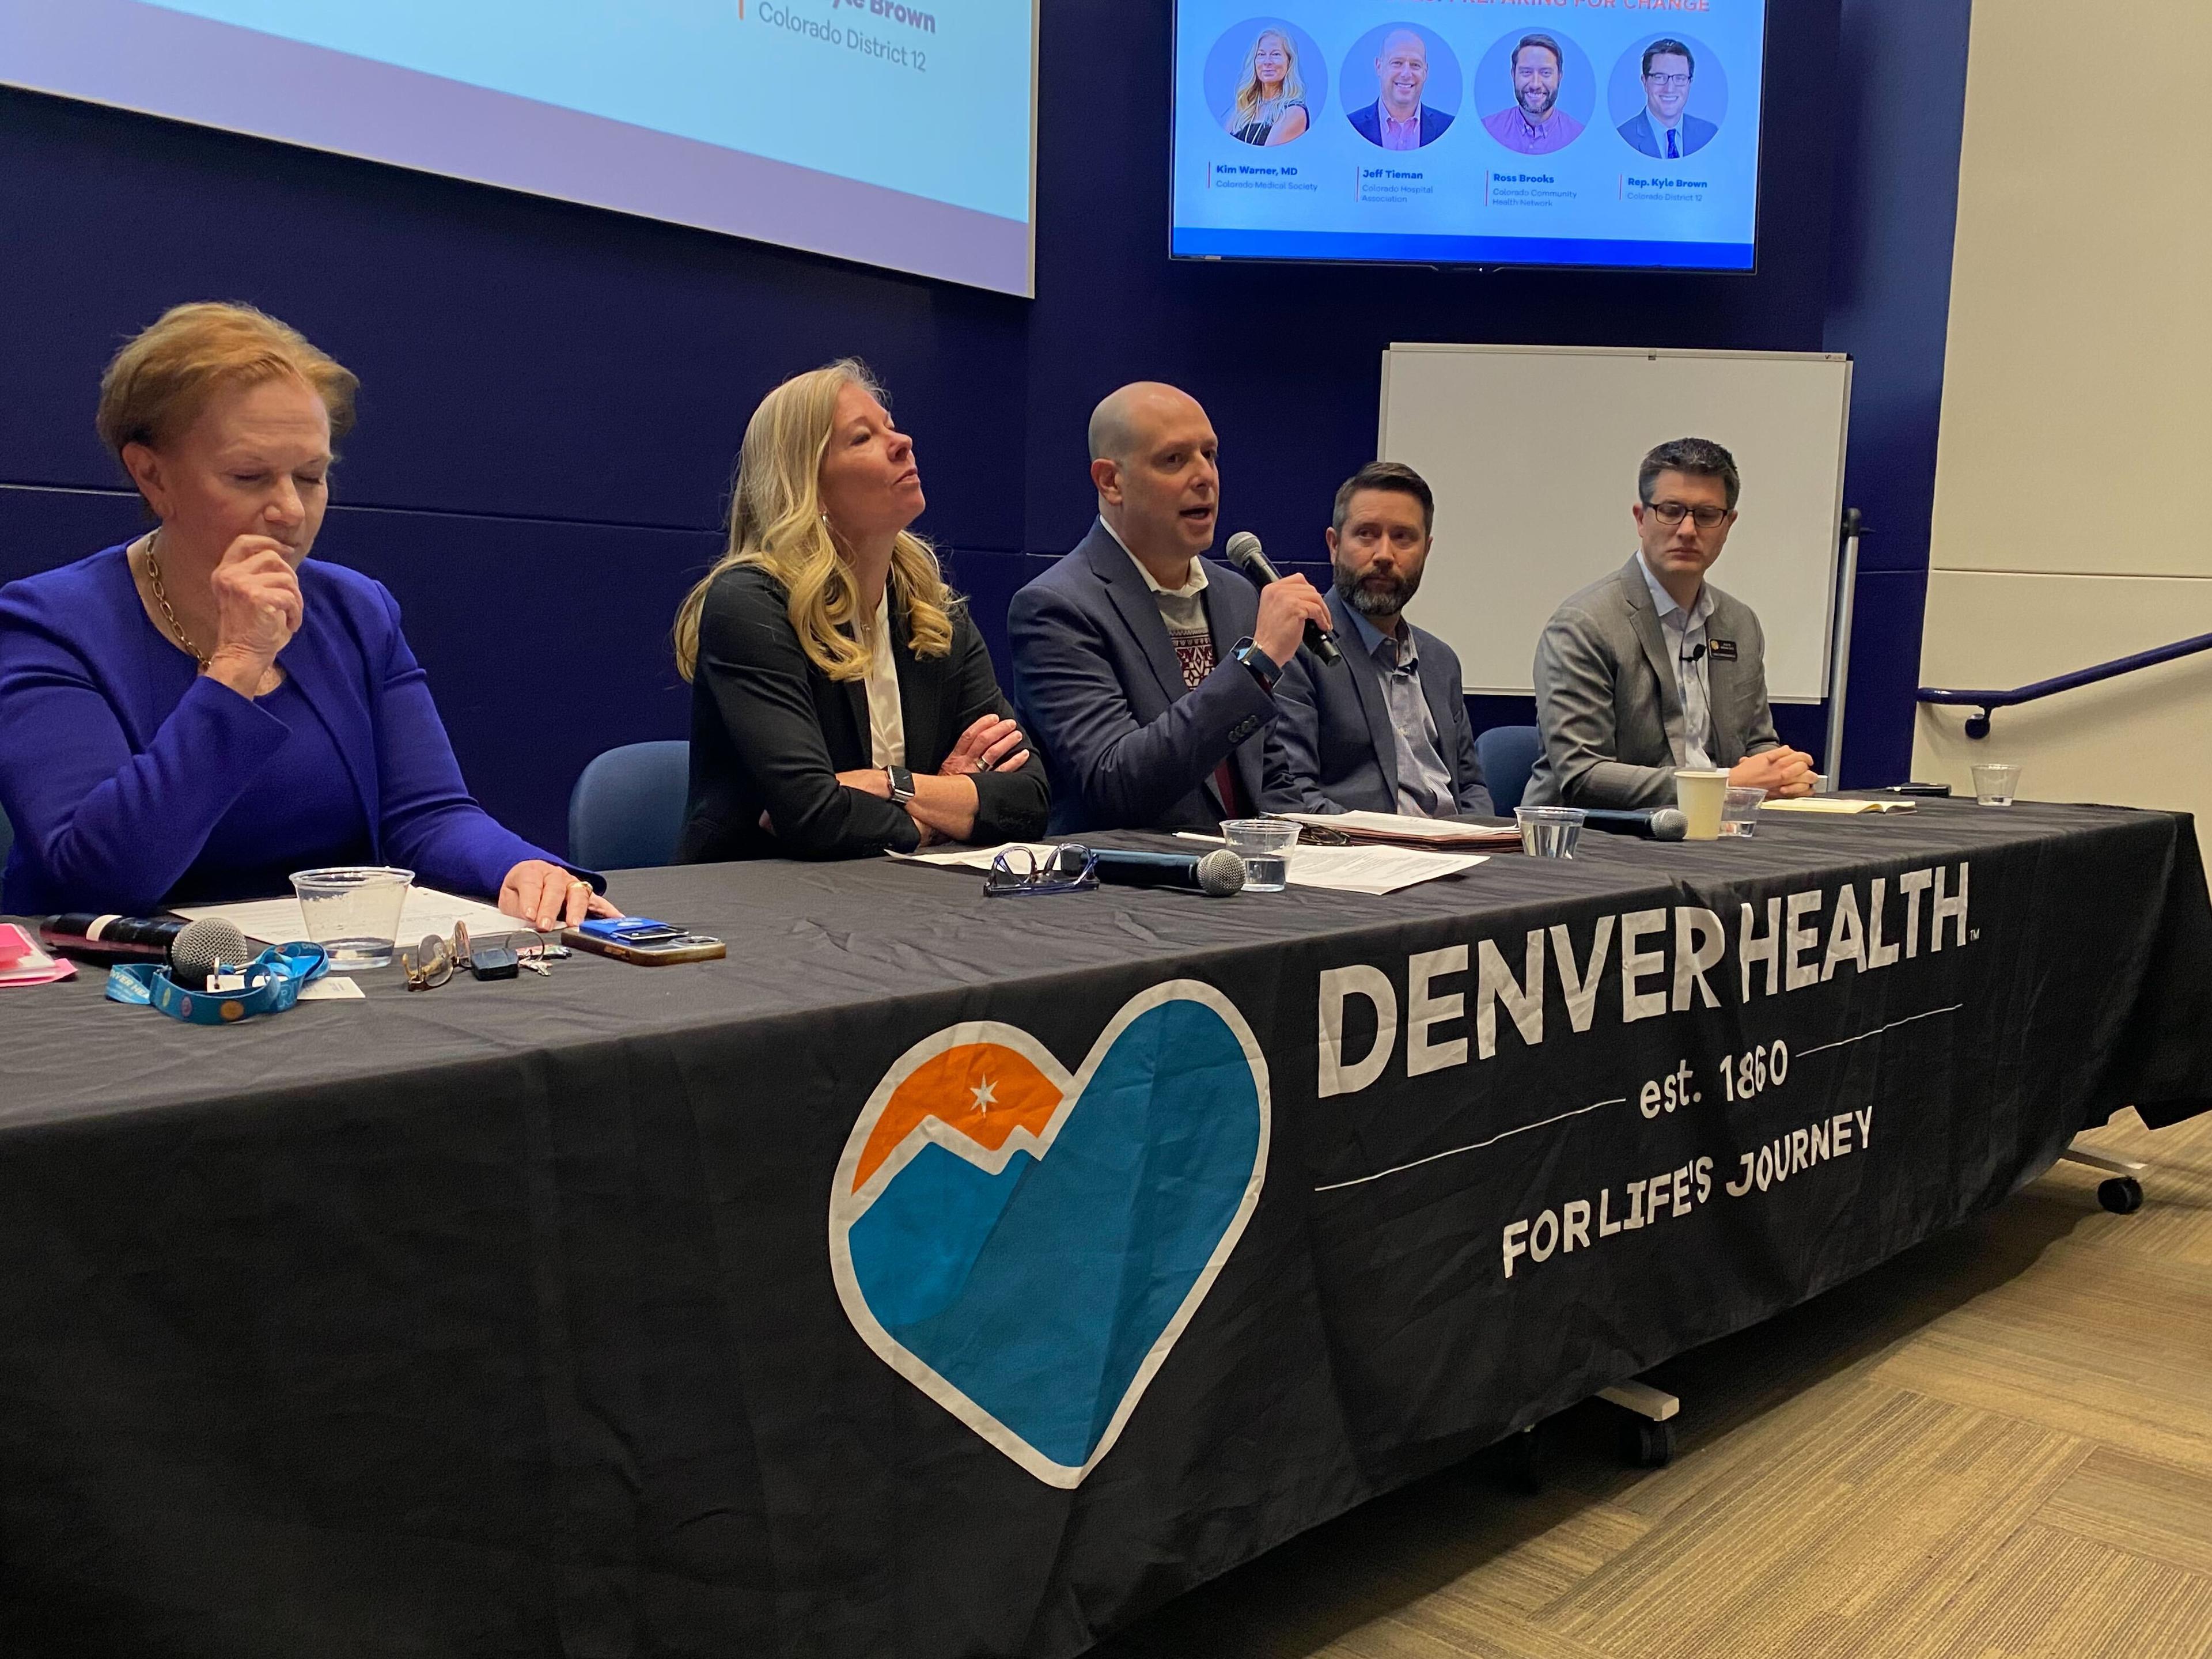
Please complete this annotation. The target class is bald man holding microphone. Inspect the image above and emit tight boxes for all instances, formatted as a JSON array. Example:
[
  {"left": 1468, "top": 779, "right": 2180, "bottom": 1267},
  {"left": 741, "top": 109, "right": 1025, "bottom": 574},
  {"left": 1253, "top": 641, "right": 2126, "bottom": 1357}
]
[{"left": 1008, "top": 382, "right": 1334, "bottom": 835}]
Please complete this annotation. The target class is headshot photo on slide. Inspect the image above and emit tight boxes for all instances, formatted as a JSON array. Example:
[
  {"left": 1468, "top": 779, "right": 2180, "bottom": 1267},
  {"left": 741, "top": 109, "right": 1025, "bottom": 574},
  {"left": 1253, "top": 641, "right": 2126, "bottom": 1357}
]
[
  {"left": 1207, "top": 19, "right": 1329, "bottom": 148},
  {"left": 1340, "top": 23, "right": 1462, "bottom": 151},
  {"left": 1610, "top": 33, "right": 1730, "bottom": 161},
  {"left": 1473, "top": 28, "right": 1596, "bottom": 157}
]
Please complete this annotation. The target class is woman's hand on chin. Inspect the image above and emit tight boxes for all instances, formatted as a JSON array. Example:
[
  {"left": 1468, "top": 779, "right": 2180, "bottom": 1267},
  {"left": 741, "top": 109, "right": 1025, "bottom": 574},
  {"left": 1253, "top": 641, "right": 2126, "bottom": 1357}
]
[{"left": 498, "top": 859, "right": 619, "bottom": 930}]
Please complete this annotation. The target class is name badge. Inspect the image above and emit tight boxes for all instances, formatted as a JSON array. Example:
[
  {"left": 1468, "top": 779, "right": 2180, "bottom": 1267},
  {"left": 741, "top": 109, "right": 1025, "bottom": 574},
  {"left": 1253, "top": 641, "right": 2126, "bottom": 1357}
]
[{"left": 1707, "top": 639, "right": 1739, "bottom": 662}]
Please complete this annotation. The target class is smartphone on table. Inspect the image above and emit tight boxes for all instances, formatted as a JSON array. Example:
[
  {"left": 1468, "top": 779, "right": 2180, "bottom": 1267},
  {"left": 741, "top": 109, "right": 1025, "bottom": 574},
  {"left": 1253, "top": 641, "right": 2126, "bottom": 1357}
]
[{"left": 563, "top": 917, "right": 728, "bottom": 965}]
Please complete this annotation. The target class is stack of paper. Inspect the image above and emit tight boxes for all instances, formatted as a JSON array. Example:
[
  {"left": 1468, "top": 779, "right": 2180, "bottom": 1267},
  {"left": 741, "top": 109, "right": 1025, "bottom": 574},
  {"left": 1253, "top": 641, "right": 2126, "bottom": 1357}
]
[
  {"left": 1268, "top": 811, "right": 1524, "bottom": 849},
  {"left": 0, "top": 924, "right": 75, "bottom": 987},
  {"left": 1762, "top": 797, "right": 1917, "bottom": 816}
]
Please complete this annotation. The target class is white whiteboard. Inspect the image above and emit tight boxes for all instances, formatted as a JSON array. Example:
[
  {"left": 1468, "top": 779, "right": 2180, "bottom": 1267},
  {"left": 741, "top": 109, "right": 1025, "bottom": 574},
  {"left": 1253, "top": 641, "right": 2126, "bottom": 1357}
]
[{"left": 1377, "top": 345, "right": 1853, "bottom": 703}]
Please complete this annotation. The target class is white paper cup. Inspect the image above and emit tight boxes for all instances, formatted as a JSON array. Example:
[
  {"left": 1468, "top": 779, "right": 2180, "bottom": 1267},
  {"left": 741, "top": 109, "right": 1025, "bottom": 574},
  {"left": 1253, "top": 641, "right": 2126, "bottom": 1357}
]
[{"left": 1673, "top": 770, "right": 1730, "bottom": 841}]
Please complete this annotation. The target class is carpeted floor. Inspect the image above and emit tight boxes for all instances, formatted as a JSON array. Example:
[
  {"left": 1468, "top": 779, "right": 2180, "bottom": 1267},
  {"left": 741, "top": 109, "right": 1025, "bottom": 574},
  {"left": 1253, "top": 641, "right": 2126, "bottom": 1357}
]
[{"left": 1093, "top": 1108, "right": 2212, "bottom": 1659}]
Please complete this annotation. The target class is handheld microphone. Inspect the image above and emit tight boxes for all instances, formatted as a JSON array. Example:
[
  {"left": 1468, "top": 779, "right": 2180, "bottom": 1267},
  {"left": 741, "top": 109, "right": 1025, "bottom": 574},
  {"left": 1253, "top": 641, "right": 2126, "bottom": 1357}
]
[
  {"left": 1224, "top": 532, "right": 1342, "bottom": 666},
  {"left": 1081, "top": 847, "right": 1247, "bottom": 898},
  {"left": 41, "top": 913, "right": 252, "bottom": 977},
  {"left": 1579, "top": 808, "right": 1689, "bottom": 842}
]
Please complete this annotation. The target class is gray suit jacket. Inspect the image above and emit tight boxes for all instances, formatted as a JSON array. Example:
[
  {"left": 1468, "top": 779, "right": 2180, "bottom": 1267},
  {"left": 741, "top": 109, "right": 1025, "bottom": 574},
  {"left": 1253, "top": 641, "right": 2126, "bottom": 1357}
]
[
  {"left": 1263, "top": 589, "right": 1492, "bottom": 817},
  {"left": 1523, "top": 556, "right": 1781, "bottom": 809}
]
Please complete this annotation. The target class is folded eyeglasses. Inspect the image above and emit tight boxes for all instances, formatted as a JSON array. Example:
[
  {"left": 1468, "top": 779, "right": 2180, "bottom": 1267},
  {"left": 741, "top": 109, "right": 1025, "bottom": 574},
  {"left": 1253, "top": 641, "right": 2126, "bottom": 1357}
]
[{"left": 983, "top": 844, "right": 1100, "bottom": 897}]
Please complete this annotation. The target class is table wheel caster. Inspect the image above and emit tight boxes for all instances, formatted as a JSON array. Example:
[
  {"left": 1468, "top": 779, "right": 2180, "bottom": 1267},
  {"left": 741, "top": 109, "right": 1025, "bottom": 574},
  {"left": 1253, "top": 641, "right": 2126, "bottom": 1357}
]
[
  {"left": 2098, "top": 1177, "right": 2144, "bottom": 1215},
  {"left": 1623, "top": 1416, "right": 1675, "bottom": 1469},
  {"left": 1505, "top": 1425, "right": 1547, "bottom": 1494}
]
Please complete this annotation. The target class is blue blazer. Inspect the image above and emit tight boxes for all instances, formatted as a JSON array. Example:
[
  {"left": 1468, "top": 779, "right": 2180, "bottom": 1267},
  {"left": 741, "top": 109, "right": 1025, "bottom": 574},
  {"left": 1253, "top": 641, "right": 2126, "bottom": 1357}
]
[
  {"left": 1618, "top": 109, "right": 1718, "bottom": 159},
  {"left": 1348, "top": 100, "right": 1455, "bottom": 148},
  {"left": 1264, "top": 589, "right": 1493, "bottom": 818},
  {"left": 0, "top": 545, "right": 586, "bottom": 915},
  {"left": 1007, "top": 521, "right": 1283, "bottom": 836}
]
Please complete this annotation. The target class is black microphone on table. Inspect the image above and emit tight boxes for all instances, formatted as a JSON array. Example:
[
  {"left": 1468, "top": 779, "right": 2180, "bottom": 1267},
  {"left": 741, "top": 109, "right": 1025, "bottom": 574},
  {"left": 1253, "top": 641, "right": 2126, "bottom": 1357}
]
[
  {"left": 1082, "top": 847, "right": 1248, "bottom": 898},
  {"left": 1224, "top": 532, "right": 1342, "bottom": 667},
  {"left": 1580, "top": 808, "right": 1690, "bottom": 842},
  {"left": 40, "top": 912, "right": 252, "bottom": 979}
]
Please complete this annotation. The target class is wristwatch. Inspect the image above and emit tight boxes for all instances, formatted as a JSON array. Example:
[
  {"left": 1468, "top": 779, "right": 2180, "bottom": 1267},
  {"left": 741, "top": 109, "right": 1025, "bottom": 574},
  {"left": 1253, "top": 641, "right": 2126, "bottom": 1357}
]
[
  {"left": 1232, "top": 639, "right": 1282, "bottom": 694},
  {"left": 885, "top": 765, "right": 918, "bottom": 805}
]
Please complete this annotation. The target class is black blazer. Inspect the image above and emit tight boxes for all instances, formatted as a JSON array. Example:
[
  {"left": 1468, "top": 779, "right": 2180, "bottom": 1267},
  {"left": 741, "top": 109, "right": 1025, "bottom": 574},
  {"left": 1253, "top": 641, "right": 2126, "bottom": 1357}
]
[{"left": 677, "top": 566, "right": 1050, "bottom": 862}]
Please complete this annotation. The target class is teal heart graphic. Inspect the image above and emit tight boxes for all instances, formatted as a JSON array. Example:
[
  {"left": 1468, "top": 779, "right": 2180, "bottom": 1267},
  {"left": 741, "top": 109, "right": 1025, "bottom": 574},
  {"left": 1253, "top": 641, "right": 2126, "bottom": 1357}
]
[{"left": 828, "top": 981, "right": 1271, "bottom": 1487}]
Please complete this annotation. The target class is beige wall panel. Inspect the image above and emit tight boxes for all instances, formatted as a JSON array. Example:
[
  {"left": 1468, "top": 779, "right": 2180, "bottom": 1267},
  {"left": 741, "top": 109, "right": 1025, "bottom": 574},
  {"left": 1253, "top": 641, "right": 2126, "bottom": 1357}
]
[
  {"left": 1914, "top": 571, "right": 2212, "bottom": 854},
  {"left": 1930, "top": 5, "right": 2212, "bottom": 579}
]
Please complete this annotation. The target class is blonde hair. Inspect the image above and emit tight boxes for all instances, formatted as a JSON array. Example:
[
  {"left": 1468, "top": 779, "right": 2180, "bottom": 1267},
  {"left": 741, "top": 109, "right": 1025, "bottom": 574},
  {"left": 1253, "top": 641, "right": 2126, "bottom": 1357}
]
[
  {"left": 97, "top": 302, "right": 358, "bottom": 469},
  {"left": 1234, "top": 29, "right": 1304, "bottom": 124},
  {"left": 673, "top": 360, "right": 956, "bottom": 683}
]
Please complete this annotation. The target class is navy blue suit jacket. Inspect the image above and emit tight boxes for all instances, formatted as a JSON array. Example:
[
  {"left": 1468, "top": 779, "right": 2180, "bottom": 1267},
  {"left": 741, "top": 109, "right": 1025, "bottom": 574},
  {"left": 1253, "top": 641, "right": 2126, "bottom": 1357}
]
[
  {"left": 1618, "top": 109, "right": 1718, "bottom": 158},
  {"left": 1348, "top": 100, "right": 1455, "bottom": 148},
  {"left": 0, "top": 544, "right": 585, "bottom": 915},
  {"left": 1007, "top": 522, "right": 1282, "bottom": 836},
  {"left": 1264, "top": 589, "right": 1493, "bottom": 817}
]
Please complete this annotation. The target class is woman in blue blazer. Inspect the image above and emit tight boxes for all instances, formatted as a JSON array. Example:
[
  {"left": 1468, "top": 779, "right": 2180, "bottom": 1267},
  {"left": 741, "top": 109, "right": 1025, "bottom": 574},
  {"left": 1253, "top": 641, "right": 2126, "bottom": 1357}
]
[{"left": 0, "top": 302, "right": 611, "bottom": 926}]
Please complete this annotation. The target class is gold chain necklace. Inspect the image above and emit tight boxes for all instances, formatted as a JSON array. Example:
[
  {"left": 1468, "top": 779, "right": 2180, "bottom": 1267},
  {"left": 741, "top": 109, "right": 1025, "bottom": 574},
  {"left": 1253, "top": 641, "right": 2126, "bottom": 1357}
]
[{"left": 141, "top": 533, "right": 210, "bottom": 668}]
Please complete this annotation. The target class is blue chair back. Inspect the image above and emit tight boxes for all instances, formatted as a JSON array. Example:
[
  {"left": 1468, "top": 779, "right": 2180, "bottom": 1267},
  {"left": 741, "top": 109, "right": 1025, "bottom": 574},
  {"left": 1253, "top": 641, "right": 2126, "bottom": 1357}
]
[
  {"left": 0, "top": 803, "right": 13, "bottom": 887},
  {"left": 1477, "top": 725, "right": 1543, "bottom": 815},
  {"left": 567, "top": 741, "right": 691, "bottom": 871}
]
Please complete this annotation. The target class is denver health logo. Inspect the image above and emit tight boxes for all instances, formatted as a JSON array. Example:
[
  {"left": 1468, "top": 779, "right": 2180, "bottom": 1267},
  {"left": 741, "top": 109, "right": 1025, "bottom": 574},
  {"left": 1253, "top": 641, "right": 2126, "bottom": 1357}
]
[{"left": 829, "top": 983, "right": 1270, "bottom": 1488}]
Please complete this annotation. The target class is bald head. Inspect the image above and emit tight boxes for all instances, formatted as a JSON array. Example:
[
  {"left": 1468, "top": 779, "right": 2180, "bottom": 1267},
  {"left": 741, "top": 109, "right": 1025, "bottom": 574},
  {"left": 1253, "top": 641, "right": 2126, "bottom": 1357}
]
[
  {"left": 1377, "top": 30, "right": 1430, "bottom": 119},
  {"left": 1089, "top": 382, "right": 1206, "bottom": 465},
  {"left": 1088, "top": 381, "right": 1221, "bottom": 570}
]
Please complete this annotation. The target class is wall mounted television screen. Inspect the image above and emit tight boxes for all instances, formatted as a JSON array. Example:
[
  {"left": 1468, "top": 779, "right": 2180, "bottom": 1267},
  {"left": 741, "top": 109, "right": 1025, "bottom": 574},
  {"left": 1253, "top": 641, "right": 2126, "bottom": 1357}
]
[
  {"left": 0, "top": 0, "right": 1039, "bottom": 297},
  {"left": 1172, "top": 2, "right": 1767, "bottom": 272}
]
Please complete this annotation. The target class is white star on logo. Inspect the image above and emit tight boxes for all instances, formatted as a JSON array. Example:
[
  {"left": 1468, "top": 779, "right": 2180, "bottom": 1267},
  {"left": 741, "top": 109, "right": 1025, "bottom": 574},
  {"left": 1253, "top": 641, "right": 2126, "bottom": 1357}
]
[{"left": 971, "top": 1077, "right": 998, "bottom": 1112}]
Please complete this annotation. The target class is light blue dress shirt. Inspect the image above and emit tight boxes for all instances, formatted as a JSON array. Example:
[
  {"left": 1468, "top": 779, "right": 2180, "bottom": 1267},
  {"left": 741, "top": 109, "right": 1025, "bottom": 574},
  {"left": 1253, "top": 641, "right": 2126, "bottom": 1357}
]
[
  {"left": 1343, "top": 607, "right": 1456, "bottom": 817},
  {"left": 1636, "top": 554, "right": 1717, "bottom": 770}
]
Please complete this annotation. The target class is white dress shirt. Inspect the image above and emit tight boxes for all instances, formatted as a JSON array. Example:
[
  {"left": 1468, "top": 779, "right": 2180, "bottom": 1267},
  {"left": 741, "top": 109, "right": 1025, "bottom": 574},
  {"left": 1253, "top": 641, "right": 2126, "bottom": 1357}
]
[
  {"left": 1637, "top": 553, "right": 1715, "bottom": 770},
  {"left": 862, "top": 588, "right": 907, "bottom": 770}
]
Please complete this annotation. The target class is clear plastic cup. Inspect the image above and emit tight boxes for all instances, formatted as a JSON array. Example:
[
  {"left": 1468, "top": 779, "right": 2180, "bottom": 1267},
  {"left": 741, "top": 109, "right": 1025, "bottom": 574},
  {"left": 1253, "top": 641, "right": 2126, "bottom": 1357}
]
[
  {"left": 1721, "top": 786, "right": 1767, "bottom": 837},
  {"left": 1971, "top": 763, "right": 2022, "bottom": 807},
  {"left": 1516, "top": 806, "right": 1585, "bottom": 859},
  {"left": 1222, "top": 819, "right": 1301, "bottom": 893},
  {"left": 290, "top": 866, "right": 414, "bottom": 969},
  {"left": 1673, "top": 769, "right": 1730, "bottom": 840}
]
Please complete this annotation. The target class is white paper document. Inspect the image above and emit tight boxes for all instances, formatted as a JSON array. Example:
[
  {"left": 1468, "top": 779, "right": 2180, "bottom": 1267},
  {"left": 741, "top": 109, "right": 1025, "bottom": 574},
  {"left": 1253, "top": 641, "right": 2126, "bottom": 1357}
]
[
  {"left": 174, "top": 887, "right": 524, "bottom": 948},
  {"left": 1175, "top": 835, "right": 1486, "bottom": 895},
  {"left": 1270, "top": 811, "right": 1522, "bottom": 847}
]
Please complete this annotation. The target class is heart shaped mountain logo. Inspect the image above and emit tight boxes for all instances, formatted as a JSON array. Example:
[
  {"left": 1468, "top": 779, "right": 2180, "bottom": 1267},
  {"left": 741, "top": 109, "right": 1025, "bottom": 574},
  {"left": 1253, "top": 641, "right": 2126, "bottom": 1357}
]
[{"left": 828, "top": 981, "right": 1270, "bottom": 1488}]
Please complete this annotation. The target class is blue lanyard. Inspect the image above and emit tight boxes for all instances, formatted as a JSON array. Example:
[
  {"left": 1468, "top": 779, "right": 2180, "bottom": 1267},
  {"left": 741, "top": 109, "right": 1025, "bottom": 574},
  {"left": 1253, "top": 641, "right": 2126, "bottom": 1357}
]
[{"left": 105, "top": 942, "right": 331, "bottom": 1025}]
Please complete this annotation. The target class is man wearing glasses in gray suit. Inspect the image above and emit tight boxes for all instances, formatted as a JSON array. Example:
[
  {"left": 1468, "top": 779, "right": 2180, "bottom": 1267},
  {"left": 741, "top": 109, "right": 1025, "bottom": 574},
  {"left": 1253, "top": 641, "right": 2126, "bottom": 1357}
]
[{"left": 1522, "top": 437, "right": 1817, "bottom": 810}]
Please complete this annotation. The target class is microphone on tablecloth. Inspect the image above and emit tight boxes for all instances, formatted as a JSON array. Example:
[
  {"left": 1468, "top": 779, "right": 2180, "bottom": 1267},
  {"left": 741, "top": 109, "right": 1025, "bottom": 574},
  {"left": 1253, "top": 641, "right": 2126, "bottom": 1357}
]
[
  {"left": 40, "top": 913, "right": 251, "bottom": 978},
  {"left": 1578, "top": 809, "right": 1690, "bottom": 842},
  {"left": 1084, "top": 847, "right": 1248, "bottom": 898}
]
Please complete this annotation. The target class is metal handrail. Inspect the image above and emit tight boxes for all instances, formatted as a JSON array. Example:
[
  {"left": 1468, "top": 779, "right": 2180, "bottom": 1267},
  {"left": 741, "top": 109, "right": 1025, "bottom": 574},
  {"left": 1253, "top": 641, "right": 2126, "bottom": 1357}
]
[{"left": 1919, "top": 631, "right": 2212, "bottom": 740}]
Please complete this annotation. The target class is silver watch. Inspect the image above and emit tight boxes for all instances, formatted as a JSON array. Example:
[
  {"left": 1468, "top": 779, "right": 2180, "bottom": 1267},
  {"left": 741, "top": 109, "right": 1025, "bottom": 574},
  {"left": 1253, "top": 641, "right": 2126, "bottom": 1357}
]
[{"left": 886, "top": 765, "right": 918, "bottom": 805}]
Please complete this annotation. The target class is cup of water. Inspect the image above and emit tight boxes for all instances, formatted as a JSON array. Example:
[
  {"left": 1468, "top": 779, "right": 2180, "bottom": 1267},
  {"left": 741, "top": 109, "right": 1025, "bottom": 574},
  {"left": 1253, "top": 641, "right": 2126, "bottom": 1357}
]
[
  {"left": 1721, "top": 786, "right": 1767, "bottom": 836},
  {"left": 1971, "top": 763, "right": 2022, "bottom": 806},
  {"left": 290, "top": 866, "right": 414, "bottom": 969},
  {"left": 1516, "top": 806, "right": 1585, "bottom": 859},
  {"left": 1221, "top": 819, "right": 1301, "bottom": 893}
]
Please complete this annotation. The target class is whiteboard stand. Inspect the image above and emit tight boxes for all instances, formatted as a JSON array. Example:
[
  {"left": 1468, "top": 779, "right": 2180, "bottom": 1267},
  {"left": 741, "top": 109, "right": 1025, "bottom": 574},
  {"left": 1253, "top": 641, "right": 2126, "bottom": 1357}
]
[{"left": 1823, "top": 507, "right": 1863, "bottom": 783}]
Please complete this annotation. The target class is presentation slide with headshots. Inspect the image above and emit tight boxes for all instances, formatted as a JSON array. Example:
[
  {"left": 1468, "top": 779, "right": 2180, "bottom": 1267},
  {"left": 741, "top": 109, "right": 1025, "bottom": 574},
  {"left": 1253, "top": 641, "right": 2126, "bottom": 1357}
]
[
  {"left": 1172, "top": 2, "right": 1767, "bottom": 271},
  {"left": 0, "top": 0, "right": 1039, "bottom": 294}
]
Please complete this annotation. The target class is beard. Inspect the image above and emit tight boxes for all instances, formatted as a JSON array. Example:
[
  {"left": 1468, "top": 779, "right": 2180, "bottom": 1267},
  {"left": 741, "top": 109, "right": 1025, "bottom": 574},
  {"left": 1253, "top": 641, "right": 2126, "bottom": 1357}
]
[
  {"left": 1336, "top": 565, "right": 1421, "bottom": 619},
  {"left": 1517, "top": 82, "right": 1556, "bottom": 118}
]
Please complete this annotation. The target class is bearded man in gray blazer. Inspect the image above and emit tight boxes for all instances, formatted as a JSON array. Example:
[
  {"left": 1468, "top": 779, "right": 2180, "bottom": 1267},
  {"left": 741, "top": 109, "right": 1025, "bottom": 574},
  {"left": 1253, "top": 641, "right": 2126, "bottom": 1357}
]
[
  {"left": 1522, "top": 438, "right": 1817, "bottom": 810},
  {"left": 1266, "top": 461, "right": 1492, "bottom": 817}
]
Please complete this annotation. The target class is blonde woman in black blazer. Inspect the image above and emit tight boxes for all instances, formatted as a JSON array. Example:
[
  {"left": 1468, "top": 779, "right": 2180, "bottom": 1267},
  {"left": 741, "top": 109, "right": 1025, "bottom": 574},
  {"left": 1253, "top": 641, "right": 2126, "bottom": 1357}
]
[{"left": 672, "top": 360, "right": 1048, "bottom": 861}]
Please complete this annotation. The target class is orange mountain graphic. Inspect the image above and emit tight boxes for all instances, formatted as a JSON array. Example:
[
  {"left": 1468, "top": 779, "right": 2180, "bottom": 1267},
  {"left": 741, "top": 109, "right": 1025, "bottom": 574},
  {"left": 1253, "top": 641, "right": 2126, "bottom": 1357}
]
[{"left": 854, "top": 1043, "right": 1065, "bottom": 1192}]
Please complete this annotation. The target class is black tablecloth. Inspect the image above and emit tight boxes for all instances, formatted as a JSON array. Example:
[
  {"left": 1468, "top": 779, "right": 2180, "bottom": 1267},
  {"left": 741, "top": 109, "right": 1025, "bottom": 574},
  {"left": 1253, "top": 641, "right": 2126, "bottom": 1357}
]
[{"left": 2, "top": 801, "right": 2208, "bottom": 1659}]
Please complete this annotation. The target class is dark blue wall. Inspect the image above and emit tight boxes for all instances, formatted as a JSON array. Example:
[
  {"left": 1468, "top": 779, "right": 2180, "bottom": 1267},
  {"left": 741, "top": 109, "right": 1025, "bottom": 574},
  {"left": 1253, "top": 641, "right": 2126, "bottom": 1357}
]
[{"left": 0, "top": 0, "right": 1969, "bottom": 853}]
